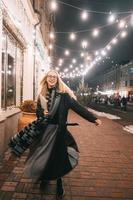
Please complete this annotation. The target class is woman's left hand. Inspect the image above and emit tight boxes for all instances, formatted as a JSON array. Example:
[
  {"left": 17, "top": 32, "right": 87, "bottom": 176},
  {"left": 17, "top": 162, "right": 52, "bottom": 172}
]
[{"left": 95, "top": 119, "right": 102, "bottom": 126}]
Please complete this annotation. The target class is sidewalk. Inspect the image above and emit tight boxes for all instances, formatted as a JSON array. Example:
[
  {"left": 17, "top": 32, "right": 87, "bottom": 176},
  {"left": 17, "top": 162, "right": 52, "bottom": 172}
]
[
  {"left": 0, "top": 110, "right": 133, "bottom": 200},
  {"left": 127, "top": 102, "right": 133, "bottom": 106}
]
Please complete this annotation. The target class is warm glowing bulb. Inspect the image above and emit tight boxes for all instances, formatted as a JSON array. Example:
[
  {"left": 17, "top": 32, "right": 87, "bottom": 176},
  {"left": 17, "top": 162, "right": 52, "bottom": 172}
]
[
  {"left": 59, "top": 63, "right": 62, "bottom": 66},
  {"left": 121, "top": 31, "right": 127, "bottom": 38},
  {"left": 80, "top": 52, "right": 84, "bottom": 57},
  {"left": 106, "top": 45, "right": 111, "bottom": 50},
  {"left": 49, "top": 32, "right": 55, "bottom": 39},
  {"left": 101, "top": 50, "right": 107, "bottom": 56},
  {"left": 50, "top": 1, "right": 58, "bottom": 11},
  {"left": 98, "top": 56, "right": 101, "bottom": 60},
  {"left": 81, "top": 40, "right": 88, "bottom": 49},
  {"left": 72, "top": 58, "right": 76, "bottom": 64},
  {"left": 49, "top": 44, "right": 53, "bottom": 49},
  {"left": 81, "top": 10, "right": 88, "bottom": 21},
  {"left": 64, "top": 50, "right": 70, "bottom": 56},
  {"left": 87, "top": 56, "right": 91, "bottom": 60},
  {"left": 112, "top": 38, "right": 118, "bottom": 44},
  {"left": 59, "top": 58, "right": 63, "bottom": 63},
  {"left": 118, "top": 20, "right": 126, "bottom": 29},
  {"left": 95, "top": 51, "right": 99, "bottom": 56},
  {"left": 108, "top": 13, "right": 116, "bottom": 23},
  {"left": 69, "top": 32, "right": 76, "bottom": 40},
  {"left": 64, "top": 68, "right": 68, "bottom": 72},
  {"left": 92, "top": 29, "right": 99, "bottom": 37}
]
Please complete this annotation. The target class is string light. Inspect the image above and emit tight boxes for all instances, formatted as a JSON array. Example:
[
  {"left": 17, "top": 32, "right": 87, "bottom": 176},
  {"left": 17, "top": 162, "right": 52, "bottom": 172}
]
[
  {"left": 54, "top": 14, "right": 131, "bottom": 35},
  {"left": 50, "top": 0, "right": 58, "bottom": 11},
  {"left": 64, "top": 68, "right": 68, "bottom": 72},
  {"left": 112, "top": 38, "right": 118, "bottom": 44},
  {"left": 120, "top": 30, "right": 127, "bottom": 38},
  {"left": 80, "top": 52, "right": 84, "bottom": 57},
  {"left": 72, "top": 58, "right": 76, "bottom": 63},
  {"left": 81, "top": 40, "right": 88, "bottom": 48},
  {"left": 108, "top": 13, "right": 116, "bottom": 23},
  {"left": 59, "top": 62, "right": 62, "bottom": 66},
  {"left": 87, "top": 56, "right": 91, "bottom": 60},
  {"left": 69, "top": 32, "right": 76, "bottom": 40},
  {"left": 59, "top": 58, "right": 63, "bottom": 63},
  {"left": 81, "top": 10, "right": 89, "bottom": 21},
  {"left": 97, "top": 56, "right": 102, "bottom": 60},
  {"left": 58, "top": 1, "right": 132, "bottom": 15},
  {"left": 106, "top": 45, "right": 111, "bottom": 50},
  {"left": 64, "top": 50, "right": 70, "bottom": 56},
  {"left": 118, "top": 20, "right": 126, "bottom": 29},
  {"left": 55, "top": 12, "right": 133, "bottom": 79},
  {"left": 58, "top": 58, "right": 63, "bottom": 67},
  {"left": 49, "top": 44, "right": 53, "bottom": 49},
  {"left": 49, "top": 32, "right": 55, "bottom": 39},
  {"left": 95, "top": 51, "right": 99, "bottom": 56},
  {"left": 92, "top": 28, "right": 100, "bottom": 37}
]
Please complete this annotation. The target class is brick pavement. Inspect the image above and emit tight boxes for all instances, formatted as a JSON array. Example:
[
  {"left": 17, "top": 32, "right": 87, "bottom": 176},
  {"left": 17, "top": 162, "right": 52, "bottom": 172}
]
[{"left": 0, "top": 110, "right": 133, "bottom": 200}]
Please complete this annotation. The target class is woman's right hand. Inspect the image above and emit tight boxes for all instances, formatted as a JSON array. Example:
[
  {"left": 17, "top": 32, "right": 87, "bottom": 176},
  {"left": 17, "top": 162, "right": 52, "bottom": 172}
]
[
  {"left": 44, "top": 110, "right": 49, "bottom": 116},
  {"left": 95, "top": 119, "right": 102, "bottom": 126}
]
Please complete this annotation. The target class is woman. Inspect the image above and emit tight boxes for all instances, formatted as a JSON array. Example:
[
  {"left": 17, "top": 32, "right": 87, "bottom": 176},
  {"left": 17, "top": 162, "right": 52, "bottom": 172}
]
[{"left": 24, "top": 69, "right": 101, "bottom": 200}]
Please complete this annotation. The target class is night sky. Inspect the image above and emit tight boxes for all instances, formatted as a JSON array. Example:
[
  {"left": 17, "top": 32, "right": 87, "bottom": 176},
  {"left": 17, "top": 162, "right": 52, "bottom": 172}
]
[{"left": 53, "top": 0, "right": 133, "bottom": 82}]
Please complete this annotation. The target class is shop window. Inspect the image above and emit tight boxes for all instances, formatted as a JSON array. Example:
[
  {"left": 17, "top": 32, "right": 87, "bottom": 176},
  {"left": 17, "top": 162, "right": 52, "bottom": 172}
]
[
  {"left": 1, "top": 30, "right": 6, "bottom": 108},
  {"left": 6, "top": 54, "right": 15, "bottom": 106},
  {"left": 130, "top": 80, "right": 133, "bottom": 86},
  {"left": 1, "top": 52, "right": 6, "bottom": 108},
  {"left": 1, "top": 27, "right": 23, "bottom": 109},
  {"left": 125, "top": 81, "right": 128, "bottom": 87}
]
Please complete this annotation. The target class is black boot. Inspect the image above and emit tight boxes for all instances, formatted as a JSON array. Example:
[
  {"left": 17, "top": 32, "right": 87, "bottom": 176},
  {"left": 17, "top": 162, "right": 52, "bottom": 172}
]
[
  {"left": 40, "top": 180, "right": 49, "bottom": 190},
  {"left": 56, "top": 178, "right": 65, "bottom": 200}
]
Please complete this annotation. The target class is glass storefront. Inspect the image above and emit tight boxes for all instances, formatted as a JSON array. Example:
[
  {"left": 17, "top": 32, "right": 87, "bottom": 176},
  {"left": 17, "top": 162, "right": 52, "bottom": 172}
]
[{"left": 1, "top": 27, "right": 23, "bottom": 109}]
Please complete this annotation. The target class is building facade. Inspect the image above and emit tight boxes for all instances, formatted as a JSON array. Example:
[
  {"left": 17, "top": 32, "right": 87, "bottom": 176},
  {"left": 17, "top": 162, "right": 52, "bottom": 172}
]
[
  {"left": 0, "top": 0, "right": 53, "bottom": 157},
  {"left": 92, "top": 62, "right": 133, "bottom": 98}
]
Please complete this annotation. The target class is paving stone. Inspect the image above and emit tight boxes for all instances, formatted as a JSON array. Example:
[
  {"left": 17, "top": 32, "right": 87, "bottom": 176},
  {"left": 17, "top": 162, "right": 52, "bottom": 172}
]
[
  {"left": 0, "top": 111, "right": 133, "bottom": 199},
  {"left": 12, "top": 192, "right": 27, "bottom": 199}
]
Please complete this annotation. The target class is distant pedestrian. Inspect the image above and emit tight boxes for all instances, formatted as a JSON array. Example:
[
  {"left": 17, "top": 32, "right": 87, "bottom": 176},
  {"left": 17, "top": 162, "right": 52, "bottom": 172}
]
[{"left": 121, "top": 96, "right": 127, "bottom": 111}]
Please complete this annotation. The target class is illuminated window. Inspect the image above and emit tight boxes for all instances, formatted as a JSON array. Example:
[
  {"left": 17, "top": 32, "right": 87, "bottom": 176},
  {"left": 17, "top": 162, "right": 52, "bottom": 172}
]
[
  {"left": 130, "top": 80, "right": 133, "bottom": 86},
  {"left": 1, "top": 27, "right": 23, "bottom": 109}
]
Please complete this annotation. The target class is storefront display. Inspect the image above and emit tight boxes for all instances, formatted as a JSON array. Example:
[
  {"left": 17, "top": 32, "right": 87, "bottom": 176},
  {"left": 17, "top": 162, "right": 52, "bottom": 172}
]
[{"left": 1, "top": 27, "right": 23, "bottom": 109}]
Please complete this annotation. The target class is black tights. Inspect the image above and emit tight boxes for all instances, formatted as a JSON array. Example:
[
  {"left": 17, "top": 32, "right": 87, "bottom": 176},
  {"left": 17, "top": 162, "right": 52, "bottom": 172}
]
[
  {"left": 40, "top": 178, "right": 62, "bottom": 185},
  {"left": 57, "top": 178, "right": 62, "bottom": 186}
]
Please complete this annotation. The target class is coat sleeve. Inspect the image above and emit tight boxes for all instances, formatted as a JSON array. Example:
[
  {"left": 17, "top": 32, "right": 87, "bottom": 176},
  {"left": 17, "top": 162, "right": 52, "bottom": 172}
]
[
  {"left": 36, "top": 98, "right": 44, "bottom": 118},
  {"left": 66, "top": 94, "right": 97, "bottom": 123}
]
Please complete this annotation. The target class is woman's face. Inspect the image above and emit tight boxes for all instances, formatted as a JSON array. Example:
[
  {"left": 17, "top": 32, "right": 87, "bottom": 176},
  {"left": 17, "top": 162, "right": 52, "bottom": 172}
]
[{"left": 46, "top": 71, "right": 58, "bottom": 88}]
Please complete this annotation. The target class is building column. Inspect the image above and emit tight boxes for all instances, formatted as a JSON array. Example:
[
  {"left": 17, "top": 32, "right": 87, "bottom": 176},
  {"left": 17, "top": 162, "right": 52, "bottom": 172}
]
[
  {"left": 23, "top": 44, "right": 34, "bottom": 101},
  {"left": 0, "top": 6, "right": 3, "bottom": 109}
]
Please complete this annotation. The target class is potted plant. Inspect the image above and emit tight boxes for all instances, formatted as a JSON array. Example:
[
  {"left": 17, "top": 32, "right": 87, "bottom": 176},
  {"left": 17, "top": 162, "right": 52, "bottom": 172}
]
[{"left": 18, "top": 100, "right": 37, "bottom": 131}]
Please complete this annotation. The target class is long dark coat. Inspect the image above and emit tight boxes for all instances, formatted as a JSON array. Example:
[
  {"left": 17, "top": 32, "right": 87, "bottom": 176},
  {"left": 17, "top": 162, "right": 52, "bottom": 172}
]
[{"left": 25, "top": 93, "right": 97, "bottom": 181}]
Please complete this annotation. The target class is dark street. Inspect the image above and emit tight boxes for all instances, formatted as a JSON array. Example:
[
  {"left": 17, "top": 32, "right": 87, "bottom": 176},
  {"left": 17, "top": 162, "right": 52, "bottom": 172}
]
[{"left": 0, "top": 110, "right": 133, "bottom": 200}]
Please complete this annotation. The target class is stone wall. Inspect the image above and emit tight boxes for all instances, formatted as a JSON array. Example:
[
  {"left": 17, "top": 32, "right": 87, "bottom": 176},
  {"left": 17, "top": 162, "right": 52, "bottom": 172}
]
[{"left": 0, "top": 110, "right": 22, "bottom": 160}]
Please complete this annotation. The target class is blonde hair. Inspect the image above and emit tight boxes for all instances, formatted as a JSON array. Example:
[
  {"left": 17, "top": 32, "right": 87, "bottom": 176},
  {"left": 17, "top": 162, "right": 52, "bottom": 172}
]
[{"left": 38, "top": 69, "right": 76, "bottom": 100}]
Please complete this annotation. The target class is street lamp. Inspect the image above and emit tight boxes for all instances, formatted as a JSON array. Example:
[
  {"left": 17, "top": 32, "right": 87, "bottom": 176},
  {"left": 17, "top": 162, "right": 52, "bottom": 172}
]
[
  {"left": 81, "top": 40, "right": 88, "bottom": 49},
  {"left": 81, "top": 40, "right": 88, "bottom": 88}
]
